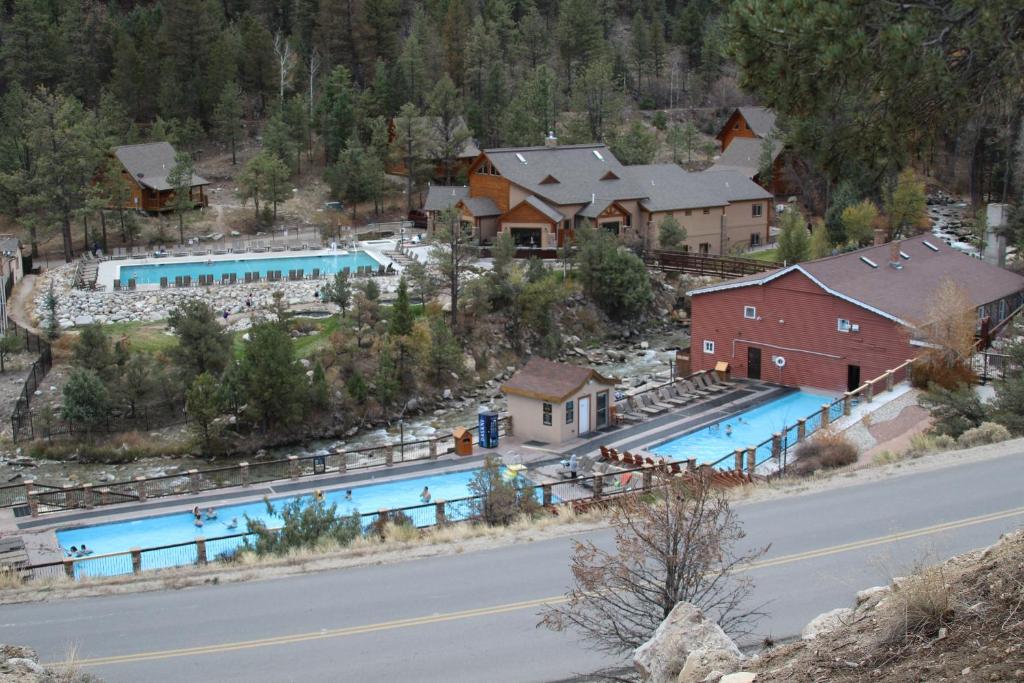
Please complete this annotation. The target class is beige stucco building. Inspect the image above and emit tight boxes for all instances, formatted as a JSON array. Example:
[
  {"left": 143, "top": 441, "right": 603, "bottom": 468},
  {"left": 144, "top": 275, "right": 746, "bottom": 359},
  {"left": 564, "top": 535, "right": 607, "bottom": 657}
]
[{"left": 502, "top": 358, "right": 618, "bottom": 446}]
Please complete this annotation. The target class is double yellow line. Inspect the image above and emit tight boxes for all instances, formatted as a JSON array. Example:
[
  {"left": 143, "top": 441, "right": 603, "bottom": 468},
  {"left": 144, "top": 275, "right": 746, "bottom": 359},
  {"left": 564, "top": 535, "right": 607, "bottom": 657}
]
[{"left": 58, "top": 504, "right": 1024, "bottom": 668}]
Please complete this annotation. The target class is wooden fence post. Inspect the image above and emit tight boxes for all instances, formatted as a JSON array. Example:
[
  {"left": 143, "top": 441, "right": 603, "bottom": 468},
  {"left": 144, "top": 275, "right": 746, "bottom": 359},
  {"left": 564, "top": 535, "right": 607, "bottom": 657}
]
[
  {"left": 843, "top": 392, "right": 852, "bottom": 416},
  {"left": 429, "top": 440, "right": 438, "bottom": 460},
  {"left": 642, "top": 465, "right": 653, "bottom": 491},
  {"left": 195, "top": 538, "right": 207, "bottom": 565},
  {"left": 239, "top": 462, "right": 250, "bottom": 487},
  {"left": 542, "top": 484, "right": 552, "bottom": 507},
  {"left": 734, "top": 448, "right": 744, "bottom": 473},
  {"left": 385, "top": 446, "right": 394, "bottom": 467},
  {"left": 287, "top": 455, "right": 299, "bottom": 480},
  {"left": 746, "top": 447, "right": 757, "bottom": 476},
  {"left": 27, "top": 492, "right": 39, "bottom": 518},
  {"left": 821, "top": 403, "right": 831, "bottom": 428},
  {"left": 134, "top": 476, "right": 147, "bottom": 502},
  {"left": 337, "top": 450, "right": 347, "bottom": 473},
  {"left": 434, "top": 500, "right": 446, "bottom": 526},
  {"left": 593, "top": 474, "right": 604, "bottom": 501},
  {"left": 131, "top": 548, "right": 142, "bottom": 574},
  {"left": 82, "top": 484, "right": 93, "bottom": 509},
  {"left": 771, "top": 433, "right": 782, "bottom": 460},
  {"left": 23, "top": 479, "right": 33, "bottom": 507},
  {"left": 797, "top": 418, "right": 806, "bottom": 442}
]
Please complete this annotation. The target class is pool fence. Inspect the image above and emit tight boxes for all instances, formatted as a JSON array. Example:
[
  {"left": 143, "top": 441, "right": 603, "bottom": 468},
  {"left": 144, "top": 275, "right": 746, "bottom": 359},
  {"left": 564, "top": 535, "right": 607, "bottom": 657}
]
[
  {"left": 11, "top": 461, "right": 728, "bottom": 583},
  {"left": 2, "top": 417, "right": 512, "bottom": 516}
]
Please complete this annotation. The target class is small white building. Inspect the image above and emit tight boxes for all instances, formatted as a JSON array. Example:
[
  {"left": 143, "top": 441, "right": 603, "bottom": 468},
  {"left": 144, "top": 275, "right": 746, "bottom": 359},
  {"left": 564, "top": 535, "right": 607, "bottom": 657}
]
[
  {"left": 0, "top": 236, "right": 25, "bottom": 286},
  {"left": 502, "top": 357, "right": 618, "bottom": 446}
]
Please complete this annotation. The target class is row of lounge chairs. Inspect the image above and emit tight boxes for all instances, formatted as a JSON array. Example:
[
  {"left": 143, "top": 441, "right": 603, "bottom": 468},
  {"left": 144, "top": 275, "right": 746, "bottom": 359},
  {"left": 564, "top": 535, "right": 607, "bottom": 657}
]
[
  {"left": 598, "top": 446, "right": 695, "bottom": 475},
  {"left": 613, "top": 372, "right": 732, "bottom": 424},
  {"left": 100, "top": 243, "right": 323, "bottom": 261}
]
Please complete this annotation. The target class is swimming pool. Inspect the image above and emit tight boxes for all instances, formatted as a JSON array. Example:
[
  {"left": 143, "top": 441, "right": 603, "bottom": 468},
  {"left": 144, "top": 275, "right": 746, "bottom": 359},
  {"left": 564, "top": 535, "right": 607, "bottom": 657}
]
[
  {"left": 650, "top": 390, "right": 836, "bottom": 467},
  {"left": 56, "top": 468, "right": 494, "bottom": 577},
  {"left": 116, "top": 251, "right": 382, "bottom": 285}
]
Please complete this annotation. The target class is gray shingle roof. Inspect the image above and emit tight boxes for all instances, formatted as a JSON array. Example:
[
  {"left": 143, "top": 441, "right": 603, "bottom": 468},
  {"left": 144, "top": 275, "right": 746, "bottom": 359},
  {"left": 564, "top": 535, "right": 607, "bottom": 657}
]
[
  {"left": 697, "top": 170, "right": 773, "bottom": 203},
  {"left": 710, "top": 137, "right": 783, "bottom": 177},
  {"left": 577, "top": 196, "right": 615, "bottom": 218},
  {"left": 737, "top": 107, "right": 778, "bottom": 138},
  {"left": 482, "top": 144, "right": 646, "bottom": 205},
  {"left": 423, "top": 185, "right": 468, "bottom": 212},
  {"left": 689, "top": 236, "right": 1024, "bottom": 326},
  {"left": 626, "top": 164, "right": 727, "bottom": 211},
  {"left": 523, "top": 195, "right": 564, "bottom": 222},
  {"left": 461, "top": 196, "right": 502, "bottom": 217},
  {"left": 113, "top": 142, "right": 208, "bottom": 192}
]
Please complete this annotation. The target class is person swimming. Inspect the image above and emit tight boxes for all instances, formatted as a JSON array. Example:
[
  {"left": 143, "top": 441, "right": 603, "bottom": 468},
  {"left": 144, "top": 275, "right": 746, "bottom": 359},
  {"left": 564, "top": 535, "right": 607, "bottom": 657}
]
[
  {"left": 225, "top": 518, "right": 238, "bottom": 530},
  {"left": 205, "top": 507, "right": 217, "bottom": 520},
  {"left": 420, "top": 486, "right": 431, "bottom": 503},
  {"left": 344, "top": 490, "right": 352, "bottom": 501},
  {"left": 314, "top": 489, "right": 325, "bottom": 502},
  {"left": 725, "top": 424, "right": 733, "bottom": 436}
]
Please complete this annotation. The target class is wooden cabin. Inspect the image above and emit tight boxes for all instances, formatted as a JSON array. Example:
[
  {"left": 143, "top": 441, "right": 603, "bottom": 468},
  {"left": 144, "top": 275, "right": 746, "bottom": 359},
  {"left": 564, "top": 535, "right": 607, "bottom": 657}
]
[{"left": 109, "top": 142, "right": 209, "bottom": 213}]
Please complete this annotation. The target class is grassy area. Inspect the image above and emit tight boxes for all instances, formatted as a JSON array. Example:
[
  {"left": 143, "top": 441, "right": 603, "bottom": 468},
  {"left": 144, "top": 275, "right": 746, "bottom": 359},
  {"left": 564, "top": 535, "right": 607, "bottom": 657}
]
[
  {"left": 292, "top": 315, "right": 342, "bottom": 358},
  {"left": 102, "top": 320, "right": 177, "bottom": 354},
  {"left": 748, "top": 248, "right": 779, "bottom": 262}
]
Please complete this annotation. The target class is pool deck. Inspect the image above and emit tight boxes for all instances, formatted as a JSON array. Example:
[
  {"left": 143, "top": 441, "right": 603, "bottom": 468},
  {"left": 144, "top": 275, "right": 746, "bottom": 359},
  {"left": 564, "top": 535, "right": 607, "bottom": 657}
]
[
  {"left": 95, "top": 247, "right": 393, "bottom": 291},
  {"left": 7, "top": 379, "right": 800, "bottom": 564}
]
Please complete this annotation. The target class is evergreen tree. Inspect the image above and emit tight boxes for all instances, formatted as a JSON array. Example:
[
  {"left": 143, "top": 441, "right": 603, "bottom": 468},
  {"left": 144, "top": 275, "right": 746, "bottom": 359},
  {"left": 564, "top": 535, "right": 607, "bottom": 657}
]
[
  {"left": 166, "top": 151, "right": 196, "bottom": 244},
  {"left": 61, "top": 369, "right": 110, "bottom": 435},
  {"left": 572, "top": 58, "right": 622, "bottom": 142},
  {"left": 319, "top": 65, "right": 356, "bottom": 163},
  {"left": 392, "top": 103, "right": 433, "bottom": 214},
  {"left": 389, "top": 277, "right": 415, "bottom": 337},
  {"left": 555, "top": 0, "right": 604, "bottom": 90},
  {"left": 187, "top": 371, "right": 225, "bottom": 450},
  {"left": 611, "top": 121, "right": 658, "bottom": 165},
  {"left": 238, "top": 152, "right": 290, "bottom": 220},
  {"left": 322, "top": 269, "right": 352, "bottom": 315},
  {"left": 776, "top": 209, "right": 810, "bottom": 264},
  {"left": 239, "top": 320, "right": 307, "bottom": 430},
  {"left": 167, "top": 299, "right": 233, "bottom": 385},
  {"left": 658, "top": 216, "right": 686, "bottom": 251},
  {"left": 824, "top": 180, "right": 858, "bottom": 245},
  {"left": 428, "top": 75, "right": 471, "bottom": 185},
  {"left": 213, "top": 81, "right": 245, "bottom": 165}
]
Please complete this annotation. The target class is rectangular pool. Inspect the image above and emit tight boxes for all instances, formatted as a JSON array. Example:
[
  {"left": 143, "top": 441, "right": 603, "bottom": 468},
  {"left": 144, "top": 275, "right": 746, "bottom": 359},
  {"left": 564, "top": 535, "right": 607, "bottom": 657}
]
[
  {"left": 115, "top": 250, "right": 383, "bottom": 286},
  {"left": 650, "top": 390, "right": 836, "bottom": 467}
]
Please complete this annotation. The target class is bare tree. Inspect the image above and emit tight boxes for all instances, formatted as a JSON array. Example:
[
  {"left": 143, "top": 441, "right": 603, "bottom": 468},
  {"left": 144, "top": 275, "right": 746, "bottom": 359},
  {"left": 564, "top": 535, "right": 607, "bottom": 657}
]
[
  {"left": 914, "top": 278, "right": 977, "bottom": 374},
  {"left": 274, "top": 32, "right": 296, "bottom": 104},
  {"left": 539, "top": 475, "right": 768, "bottom": 653},
  {"left": 307, "top": 48, "right": 321, "bottom": 160},
  {"left": 429, "top": 208, "right": 475, "bottom": 334}
]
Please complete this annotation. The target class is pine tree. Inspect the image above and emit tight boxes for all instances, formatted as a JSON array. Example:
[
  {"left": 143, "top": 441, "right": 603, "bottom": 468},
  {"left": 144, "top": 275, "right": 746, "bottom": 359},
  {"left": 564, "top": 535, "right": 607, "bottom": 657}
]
[
  {"left": 213, "top": 82, "right": 245, "bottom": 165},
  {"left": 428, "top": 75, "right": 471, "bottom": 185},
  {"left": 166, "top": 151, "right": 196, "bottom": 245},
  {"left": 389, "top": 277, "right": 414, "bottom": 337},
  {"left": 776, "top": 209, "right": 811, "bottom": 264}
]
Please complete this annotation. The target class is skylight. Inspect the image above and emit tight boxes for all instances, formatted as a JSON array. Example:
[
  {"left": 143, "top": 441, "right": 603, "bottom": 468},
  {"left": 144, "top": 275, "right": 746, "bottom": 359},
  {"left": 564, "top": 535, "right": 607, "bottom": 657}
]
[
  {"left": 515, "top": 153, "right": 527, "bottom": 164},
  {"left": 899, "top": 251, "right": 910, "bottom": 259},
  {"left": 860, "top": 256, "right": 878, "bottom": 268},
  {"left": 922, "top": 240, "right": 939, "bottom": 252},
  {"left": 592, "top": 150, "right": 604, "bottom": 161}
]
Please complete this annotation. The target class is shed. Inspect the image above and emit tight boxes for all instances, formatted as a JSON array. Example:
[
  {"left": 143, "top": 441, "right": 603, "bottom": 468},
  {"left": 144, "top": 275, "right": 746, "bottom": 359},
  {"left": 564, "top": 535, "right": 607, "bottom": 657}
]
[{"left": 501, "top": 358, "right": 618, "bottom": 445}]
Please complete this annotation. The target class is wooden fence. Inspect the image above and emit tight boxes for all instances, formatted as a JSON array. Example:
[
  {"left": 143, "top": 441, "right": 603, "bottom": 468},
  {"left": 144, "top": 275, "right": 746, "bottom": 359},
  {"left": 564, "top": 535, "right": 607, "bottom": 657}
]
[{"left": 643, "top": 250, "right": 781, "bottom": 277}]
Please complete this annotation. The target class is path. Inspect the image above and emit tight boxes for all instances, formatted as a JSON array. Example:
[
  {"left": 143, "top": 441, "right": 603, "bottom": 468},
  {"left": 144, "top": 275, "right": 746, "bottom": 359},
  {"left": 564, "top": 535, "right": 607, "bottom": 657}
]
[{"left": 3, "top": 445, "right": 1022, "bottom": 682}]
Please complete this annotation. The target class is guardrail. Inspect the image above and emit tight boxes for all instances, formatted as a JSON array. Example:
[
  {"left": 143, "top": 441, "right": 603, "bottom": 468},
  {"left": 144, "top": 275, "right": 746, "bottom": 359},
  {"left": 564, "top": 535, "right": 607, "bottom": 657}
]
[
  {"left": 13, "top": 461, "right": 701, "bottom": 582},
  {"left": 5, "top": 417, "right": 511, "bottom": 516}
]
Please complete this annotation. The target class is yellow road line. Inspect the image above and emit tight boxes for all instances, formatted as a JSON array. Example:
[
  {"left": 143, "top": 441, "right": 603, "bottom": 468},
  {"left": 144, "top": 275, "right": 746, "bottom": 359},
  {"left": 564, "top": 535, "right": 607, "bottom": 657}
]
[{"left": 56, "top": 504, "right": 1024, "bottom": 668}]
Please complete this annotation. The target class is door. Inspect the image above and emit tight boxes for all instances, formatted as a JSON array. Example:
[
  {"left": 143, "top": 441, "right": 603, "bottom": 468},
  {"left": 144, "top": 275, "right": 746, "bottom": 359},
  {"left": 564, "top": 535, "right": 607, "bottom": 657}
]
[
  {"left": 847, "top": 364, "right": 861, "bottom": 392},
  {"left": 595, "top": 391, "right": 608, "bottom": 429},
  {"left": 747, "top": 347, "right": 762, "bottom": 380},
  {"left": 578, "top": 396, "right": 590, "bottom": 435}
]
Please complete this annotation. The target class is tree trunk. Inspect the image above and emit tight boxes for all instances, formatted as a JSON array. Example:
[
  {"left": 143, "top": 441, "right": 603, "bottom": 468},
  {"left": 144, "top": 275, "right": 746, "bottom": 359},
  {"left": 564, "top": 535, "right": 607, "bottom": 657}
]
[
  {"left": 62, "top": 212, "right": 73, "bottom": 263},
  {"left": 100, "top": 210, "right": 108, "bottom": 253},
  {"left": 82, "top": 214, "right": 90, "bottom": 253},
  {"left": 178, "top": 212, "right": 185, "bottom": 245},
  {"left": 231, "top": 137, "right": 237, "bottom": 165}
]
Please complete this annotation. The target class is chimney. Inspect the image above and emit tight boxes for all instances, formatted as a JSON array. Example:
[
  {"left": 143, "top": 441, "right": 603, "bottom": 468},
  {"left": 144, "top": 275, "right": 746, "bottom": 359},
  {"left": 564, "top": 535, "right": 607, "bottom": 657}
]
[
  {"left": 873, "top": 228, "right": 888, "bottom": 246},
  {"left": 545, "top": 131, "right": 557, "bottom": 148},
  {"left": 888, "top": 241, "right": 902, "bottom": 269}
]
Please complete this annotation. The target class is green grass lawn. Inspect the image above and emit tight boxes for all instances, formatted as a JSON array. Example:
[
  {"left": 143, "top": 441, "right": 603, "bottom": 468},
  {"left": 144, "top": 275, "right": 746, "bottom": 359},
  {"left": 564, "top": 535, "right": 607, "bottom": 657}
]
[
  {"left": 748, "top": 248, "right": 779, "bottom": 262},
  {"left": 102, "top": 320, "right": 178, "bottom": 354}
]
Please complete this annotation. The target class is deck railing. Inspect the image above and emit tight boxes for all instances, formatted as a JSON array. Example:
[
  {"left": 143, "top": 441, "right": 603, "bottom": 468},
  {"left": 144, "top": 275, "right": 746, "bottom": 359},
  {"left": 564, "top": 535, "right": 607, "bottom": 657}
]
[
  {"left": 642, "top": 250, "right": 782, "bottom": 277},
  {"left": 6, "top": 417, "right": 511, "bottom": 517}
]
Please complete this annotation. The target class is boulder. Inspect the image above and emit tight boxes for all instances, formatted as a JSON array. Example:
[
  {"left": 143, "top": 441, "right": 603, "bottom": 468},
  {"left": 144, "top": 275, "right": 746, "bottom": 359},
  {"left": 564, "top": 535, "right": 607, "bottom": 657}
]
[
  {"left": 634, "top": 603, "right": 742, "bottom": 683},
  {"left": 855, "top": 585, "right": 890, "bottom": 608},
  {"left": 73, "top": 314, "right": 95, "bottom": 326},
  {"left": 719, "top": 674, "right": 756, "bottom": 683},
  {"left": 677, "top": 646, "right": 744, "bottom": 683},
  {"left": 800, "top": 607, "right": 854, "bottom": 640}
]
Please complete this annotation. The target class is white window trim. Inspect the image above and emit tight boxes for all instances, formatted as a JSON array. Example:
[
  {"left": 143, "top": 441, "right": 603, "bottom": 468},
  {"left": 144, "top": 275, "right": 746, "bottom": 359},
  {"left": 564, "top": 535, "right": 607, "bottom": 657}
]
[
  {"left": 743, "top": 306, "right": 757, "bottom": 320},
  {"left": 703, "top": 340, "right": 715, "bottom": 353},
  {"left": 837, "top": 318, "right": 852, "bottom": 333}
]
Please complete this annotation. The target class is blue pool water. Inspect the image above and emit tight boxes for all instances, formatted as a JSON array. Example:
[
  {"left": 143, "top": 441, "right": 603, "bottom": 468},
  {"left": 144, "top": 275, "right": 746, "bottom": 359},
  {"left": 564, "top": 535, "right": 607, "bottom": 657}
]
[
  {"left": 651, "top": 390, "right": 836, "bottom": 467},
  {"left": 118, "top": 251, "right": 382, "bottom": 285},
  {"left": 57, "top": 469, "right": 492, "bottom": 577}
]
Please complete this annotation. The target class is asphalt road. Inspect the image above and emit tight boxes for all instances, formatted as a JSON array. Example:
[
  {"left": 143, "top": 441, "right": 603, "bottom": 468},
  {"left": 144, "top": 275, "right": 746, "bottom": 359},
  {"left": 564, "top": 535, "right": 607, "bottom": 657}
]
[{"left": 4, "top": 450, "right": 1023, "bottom": 683}]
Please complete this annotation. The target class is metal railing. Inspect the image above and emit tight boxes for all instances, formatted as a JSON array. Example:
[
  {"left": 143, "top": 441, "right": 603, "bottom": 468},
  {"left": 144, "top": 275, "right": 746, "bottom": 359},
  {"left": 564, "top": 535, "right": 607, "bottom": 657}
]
[
  {"left": 11, "top": 417, "right": 511, "bottom": 516},
  {"left": 8, "top": 318, "right": 53, "bottom": 443},
  {"left": 13, "top": 461, "right": 687, "bottom": 583},
  {"left": 643, "top": 250, "right": 782, "bottom": 277}
]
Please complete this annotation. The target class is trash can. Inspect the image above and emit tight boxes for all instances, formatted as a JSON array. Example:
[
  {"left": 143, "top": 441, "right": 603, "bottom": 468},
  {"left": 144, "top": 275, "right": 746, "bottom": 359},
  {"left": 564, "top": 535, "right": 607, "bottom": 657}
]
[
  {"left": 478, "top": 411, "right": 499, "bottom": 449},
  {"left": 453, "top": 427, "right": 473, "bottom": 456}
]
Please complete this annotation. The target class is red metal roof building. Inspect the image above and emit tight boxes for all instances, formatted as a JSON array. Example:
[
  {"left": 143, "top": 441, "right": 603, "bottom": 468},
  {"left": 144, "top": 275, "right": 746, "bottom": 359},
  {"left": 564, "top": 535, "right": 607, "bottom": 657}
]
[{"left": 687, "top": 237, "right": 1024, "bottom": 392}]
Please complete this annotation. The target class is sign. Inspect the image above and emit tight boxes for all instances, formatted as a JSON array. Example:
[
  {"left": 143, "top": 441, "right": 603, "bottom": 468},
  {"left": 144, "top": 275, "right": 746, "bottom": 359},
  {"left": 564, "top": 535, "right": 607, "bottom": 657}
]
[{"left": 313, "top": 456, "right": 326, "bottom": 475}]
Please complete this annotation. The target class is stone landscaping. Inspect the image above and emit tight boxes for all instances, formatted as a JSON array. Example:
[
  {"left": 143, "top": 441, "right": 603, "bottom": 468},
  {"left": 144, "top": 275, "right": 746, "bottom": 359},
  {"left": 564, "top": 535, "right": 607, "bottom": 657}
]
[{"left": 33, "top": 263, "right": 401, "bottom": 328}]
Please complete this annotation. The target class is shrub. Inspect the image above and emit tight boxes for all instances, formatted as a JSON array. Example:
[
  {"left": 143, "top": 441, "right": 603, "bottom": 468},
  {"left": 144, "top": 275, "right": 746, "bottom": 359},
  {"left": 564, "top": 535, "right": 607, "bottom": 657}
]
[
  {"left": 468, "top": 456, "right": 542, "bottom": 526},
  {"left": 955, "top": 421, "right": 1011, "bottom": 449},
  {"left": 919, "top": 384, "right": 987, "bottom": 438},
  {"left": 793, "top": 430, "right": 858, "bottom": 474},
  {"left": 910, "top": 359, "right": 976, "bottom": 390},
  {"left": 881, "top": 567, "right": 954, "bottom": 645},
  {"left": 367, "top": 509, "right": 414, "bottom": 540},
  {"left": 906, "top": 433, "right": 956, "bottom": 457},
  {"left": 245, "top": 496, "right": 362, "bottom": 556}
]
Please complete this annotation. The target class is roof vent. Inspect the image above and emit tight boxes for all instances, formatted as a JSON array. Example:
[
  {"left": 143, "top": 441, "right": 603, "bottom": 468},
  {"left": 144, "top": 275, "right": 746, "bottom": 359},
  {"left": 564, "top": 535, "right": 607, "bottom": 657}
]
[
  {"left": 860, "top": 256, "right": 878, "bottom": 268},
  {"left": 515, "top": 153, "right": 527, "bottom": 164},
  {"left": 922, "top": 239, "right": 939, "bottom": 252},
  {"left": 888, "top": 242, "right": 902, "bottom": 269},
  {"left": 592, "top": 150, "right": 604, "bottom": 161},
  {"left": 136, "top": 172, "right": 144, "bottom": 178}
]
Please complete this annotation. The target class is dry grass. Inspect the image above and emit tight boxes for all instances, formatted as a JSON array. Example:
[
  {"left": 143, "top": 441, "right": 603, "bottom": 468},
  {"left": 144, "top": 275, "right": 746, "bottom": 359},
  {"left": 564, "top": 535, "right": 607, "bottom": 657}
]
[{"left": 881, "top": 566, "right": 955, "bottom": 645}]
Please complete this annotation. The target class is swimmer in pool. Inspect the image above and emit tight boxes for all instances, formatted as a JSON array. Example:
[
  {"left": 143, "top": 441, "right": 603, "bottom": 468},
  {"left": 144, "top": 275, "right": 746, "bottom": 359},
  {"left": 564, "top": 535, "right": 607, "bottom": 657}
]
[{"left": 725, "top": 424, "right": 733, "bottom": 436}]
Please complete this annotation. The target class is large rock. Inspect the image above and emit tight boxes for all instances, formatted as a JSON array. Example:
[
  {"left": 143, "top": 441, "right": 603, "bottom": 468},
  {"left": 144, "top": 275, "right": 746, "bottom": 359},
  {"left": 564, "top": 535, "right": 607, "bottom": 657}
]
[
  {"left": 634, "top": 603, "right": 742, "bottom": 683},
  {"left": 677, "top": 646, "right": 744, "bottom": 683},
  {"left": 800, "top": 607, "right": 854, "bottom": 640},
  {"left": 719, "top": 674, "right": 756, "bottom": 683}
]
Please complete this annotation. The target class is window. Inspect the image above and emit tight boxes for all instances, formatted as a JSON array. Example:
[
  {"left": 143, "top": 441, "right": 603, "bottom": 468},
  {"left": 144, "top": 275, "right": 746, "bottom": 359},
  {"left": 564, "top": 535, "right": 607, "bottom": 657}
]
[
  {"left": 565, "top": 400, "right": 574, "bottom": 424},
  {"left": 542, "top": 402, "right": 552, "bottom": 426},
  {"left": 684, "top": 209, "right": 692, "bottom": 216},
  {"left": 681, "top": 244, "right": 690, "bottom": 252},
  {"left": 733, "top": 122, "right": 740, "bottom": 130},
  {"left": 837, "top": 318, "right": 852, "bottom": 333},
  {"left": 702, "top": 208, "right": 710, "bottom": 215},
  {"left": 744, "top": 306, "right": 757, "bottom": 319},
  {"left": 752, "top": 203, "right": 763, "bottom": 218},
  {"left": 596, "top": 392, "right": 608, "bottom": 427},
  {"left": 703, "top": 340, "right": 715, "bottom": 353},
  {"left": 623, "top": 213, "right": 631, "bottom": 227},
  {"left": 602, "top": 221, "right": 620, "bottom": 235},
  {"left": 699, "top": 242, "right": 711, "bottom": 254},
  {"left": 750, "top": 232, "right": 762, "bottom": 247}
]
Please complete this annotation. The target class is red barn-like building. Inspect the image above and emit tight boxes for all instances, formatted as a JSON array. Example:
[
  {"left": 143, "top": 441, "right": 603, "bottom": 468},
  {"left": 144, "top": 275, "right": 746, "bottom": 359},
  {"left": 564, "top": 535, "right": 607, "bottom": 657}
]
[{"left": 688, "top": 237, "right": 1024, "bottom": 392}]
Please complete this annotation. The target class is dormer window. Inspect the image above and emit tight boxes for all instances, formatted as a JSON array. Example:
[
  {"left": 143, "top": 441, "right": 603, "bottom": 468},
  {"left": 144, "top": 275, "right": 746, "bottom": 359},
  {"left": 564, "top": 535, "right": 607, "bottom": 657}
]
[
  {"left": 600, "top": 171, "right": 619, "bottom": 181},
  {"left": 540, "top": 174, "right": 559, "bottom": 185}
]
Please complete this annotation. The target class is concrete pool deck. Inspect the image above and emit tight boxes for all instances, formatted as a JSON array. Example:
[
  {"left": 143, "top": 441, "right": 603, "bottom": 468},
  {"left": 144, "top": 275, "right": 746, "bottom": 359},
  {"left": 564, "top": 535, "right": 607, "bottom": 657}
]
[{"left": 96, "top": 246, "right": 394, "bottom": 291}]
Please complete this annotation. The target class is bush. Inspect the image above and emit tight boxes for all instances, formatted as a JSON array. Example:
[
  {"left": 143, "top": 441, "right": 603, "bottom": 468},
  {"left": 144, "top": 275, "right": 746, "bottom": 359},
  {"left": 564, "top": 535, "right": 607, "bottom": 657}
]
[
  {"left": 955, "top": 421, "right": 1011, "bottom": 449},
  {"left": 468, "top": 456, "right": 542, "bottom": 526},
  {"left": 245, "top": 496, "right": 362, "bottom": 556},
  {"left": 906, "top": 433, "right": 957, "bottom": 457},
  {"left": 910, "top": 359, "right": 975, "bottom": 390},
  {"left": 793, "top": 430, "right": 859, "bottom": 474},
  {"left": 919, "top": 384, "right": 988, "bottom": 438},
  {"left": 367, "top": 509, "right": 414, "bottom": 540},
  {"left": 882, "top": 567, "right": 953, "bottom": 645}
]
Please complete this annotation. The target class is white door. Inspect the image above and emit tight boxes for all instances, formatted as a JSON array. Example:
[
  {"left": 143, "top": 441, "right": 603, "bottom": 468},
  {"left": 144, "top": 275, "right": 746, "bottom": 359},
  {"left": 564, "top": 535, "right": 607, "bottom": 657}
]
[{"left": 578, "top": 396, "right": 590, "bottom": 435}]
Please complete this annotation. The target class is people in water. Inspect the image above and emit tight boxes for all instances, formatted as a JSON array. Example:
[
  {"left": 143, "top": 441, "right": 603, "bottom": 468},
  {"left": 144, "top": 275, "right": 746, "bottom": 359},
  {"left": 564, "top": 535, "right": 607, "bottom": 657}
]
[
  {"left": 77, "top": 544, "right": 93, "bottom": 557},
  {"left": 225, "top": 518, "right": 239, "bottom": 530},
  {"left": 344, "top": 490, "right": 352, "bottom": 501},
  {"left": 725, "top": 424, "right": 733, "bottom": 436},
  {"left": 420, "top": 486, "right": 431, "bottom": 503},
  {"left": 314, "top": 489, "right": 325, "bottom": 502},
  {"left": 205, "top": 507, "right": 217, "bottom": 520}
]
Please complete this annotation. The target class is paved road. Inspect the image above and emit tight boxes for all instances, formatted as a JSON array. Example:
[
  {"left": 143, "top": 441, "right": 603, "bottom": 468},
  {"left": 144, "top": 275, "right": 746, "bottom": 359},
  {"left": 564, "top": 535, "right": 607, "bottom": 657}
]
[{"left": 4, "top": 450, "right": 1023, "bottom": 683}]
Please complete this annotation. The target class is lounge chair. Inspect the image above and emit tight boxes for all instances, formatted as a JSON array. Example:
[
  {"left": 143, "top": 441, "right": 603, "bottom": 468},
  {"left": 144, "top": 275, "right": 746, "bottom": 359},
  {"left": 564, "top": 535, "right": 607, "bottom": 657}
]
[
  {"left": 174, "top": 276, "right": 183, "bottom": 287},
  {"left": 643, "top": 391, "right": 674, "bottom": 411},
  {"left": 113, "top": 278, "right": 121, "bottom": 290},
  {"left": 159, "top": 277, "right": 168, "bottom": 289},
  {"left": 630, "top": 395, "right": 664, "bottom": 416},
  {"left": 658, "top": 386, "right": 690, "bottom": 407},
  {"left": 222, "top": 274, "right": 230, "bottom": 284},
  {"left": 244, "top": 273, "right": 252, "bottom": 284},
  {"left": 128, "top": 279, "right": 136, "bottom": 290},
  {"left": 296, "top": 269, "right": 304, "bottom": 280},
  {"left": 229, "top": 273, "right": 237, "bottom": 284},
  {"left": 183, "top": 275, "right": 192, "bottom": 287},
  {"left": 614, "top": 400, "right": 643, "bottom": 423},
  {"left": 696, "top": 372, "right": 728, "bottom": 394},
  {"left": 311, "top": 268, "right": 320, "bottom": 279},
  {"left": 668, "top": 383, "right": 698, "bottom": 404},
  {"left": 377, "top": 264, "right": 385, "bottom": 276},
  {"left": 682, "top": 379, "right": 711, "bottom": 398},
  {"left": 342, "top": 266, "right": 350, "bottom": 275}
]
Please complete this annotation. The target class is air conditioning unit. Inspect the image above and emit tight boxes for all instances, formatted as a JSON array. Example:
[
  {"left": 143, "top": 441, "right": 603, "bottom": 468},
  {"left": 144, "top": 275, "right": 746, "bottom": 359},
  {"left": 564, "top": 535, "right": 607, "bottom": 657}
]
[{"left": 850, "top": 324, "right": 860, "bottom": 333}]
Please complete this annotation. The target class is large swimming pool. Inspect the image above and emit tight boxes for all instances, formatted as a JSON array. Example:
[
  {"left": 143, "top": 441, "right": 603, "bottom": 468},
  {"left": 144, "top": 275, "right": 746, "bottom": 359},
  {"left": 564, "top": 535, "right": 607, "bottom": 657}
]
[
  {"left": 117, "top": 251, "right": 382, "bottom": 285},
  {"left": 57, "top": 468, "right": 489, "bottom": 577},
  {"left": 651, "top": 390, "right": 836, "bottom": 467}
]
